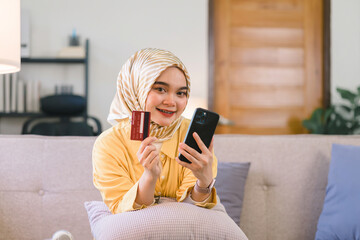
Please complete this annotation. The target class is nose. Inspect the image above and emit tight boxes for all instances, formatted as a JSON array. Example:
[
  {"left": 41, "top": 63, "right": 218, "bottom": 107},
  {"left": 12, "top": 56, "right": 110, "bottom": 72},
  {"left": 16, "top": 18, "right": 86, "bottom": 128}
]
[{"left": 163, "top": 93, "right": 176, "bottom": 106}]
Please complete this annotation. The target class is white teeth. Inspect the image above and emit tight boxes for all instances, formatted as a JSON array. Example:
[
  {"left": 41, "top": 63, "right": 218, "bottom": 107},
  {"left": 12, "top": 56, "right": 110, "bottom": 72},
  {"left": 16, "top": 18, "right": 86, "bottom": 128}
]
[{"left": 158, "top": 109, "right": 174, "bottom": 114}]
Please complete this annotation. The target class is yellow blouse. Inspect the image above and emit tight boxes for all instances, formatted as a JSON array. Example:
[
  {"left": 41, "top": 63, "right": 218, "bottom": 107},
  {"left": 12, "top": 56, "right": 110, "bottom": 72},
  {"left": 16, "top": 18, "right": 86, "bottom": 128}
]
[{"left": 92, "top": 118, "right": 218, "bottom": 214}]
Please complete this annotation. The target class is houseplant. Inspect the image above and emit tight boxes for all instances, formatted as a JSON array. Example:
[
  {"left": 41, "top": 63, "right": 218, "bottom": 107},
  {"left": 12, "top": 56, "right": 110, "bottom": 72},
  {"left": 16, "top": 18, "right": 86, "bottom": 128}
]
[{"left": 302, "top": 87, "right": 360, "bottom": 134}]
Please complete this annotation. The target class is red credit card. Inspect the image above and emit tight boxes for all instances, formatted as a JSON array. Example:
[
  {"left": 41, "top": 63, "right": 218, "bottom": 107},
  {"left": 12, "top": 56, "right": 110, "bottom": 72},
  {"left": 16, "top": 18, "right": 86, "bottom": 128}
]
[{"left": 131, "top": 111, "right": 151, "bottom": 141}]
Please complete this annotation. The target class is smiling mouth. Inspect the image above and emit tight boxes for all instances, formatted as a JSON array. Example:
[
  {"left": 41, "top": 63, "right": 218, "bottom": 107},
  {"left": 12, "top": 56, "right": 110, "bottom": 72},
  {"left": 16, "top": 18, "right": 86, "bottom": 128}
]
[{"left": 156, "top": 108, "right": 175, "bottom": 114}]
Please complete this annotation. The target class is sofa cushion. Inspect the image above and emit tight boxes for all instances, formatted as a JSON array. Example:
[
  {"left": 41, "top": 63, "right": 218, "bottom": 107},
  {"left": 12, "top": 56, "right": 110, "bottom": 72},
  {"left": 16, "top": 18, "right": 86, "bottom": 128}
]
[
  {"left": 84, "top": 199, "right": 248, "bottom": 240},
  {"left": 315, "top": 143, "right": 360, "bottom": 240},
  {"left": 215, "top": 161, "right": 250, "bottom": 225}
]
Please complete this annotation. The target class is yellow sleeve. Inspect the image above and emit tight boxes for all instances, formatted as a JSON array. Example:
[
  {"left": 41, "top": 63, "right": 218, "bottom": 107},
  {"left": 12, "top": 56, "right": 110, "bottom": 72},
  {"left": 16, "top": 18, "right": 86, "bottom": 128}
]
[
  {"left": 177, "top": 152, "right": 218, "bottom": 209},
  {"left": 92, "top": 135, "right": 146, "bottom": 214}
]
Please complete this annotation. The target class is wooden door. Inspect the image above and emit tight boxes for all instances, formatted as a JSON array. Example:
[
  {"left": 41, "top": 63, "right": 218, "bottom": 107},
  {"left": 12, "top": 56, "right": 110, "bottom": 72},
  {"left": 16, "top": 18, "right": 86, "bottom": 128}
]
[{"left": 211, "top": 0, "right": 323, "bottom": 134}]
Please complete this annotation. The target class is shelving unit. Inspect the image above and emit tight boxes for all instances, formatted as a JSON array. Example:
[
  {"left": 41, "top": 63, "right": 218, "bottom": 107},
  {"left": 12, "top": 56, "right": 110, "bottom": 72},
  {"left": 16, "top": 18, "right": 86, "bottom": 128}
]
[
  {"left": 0, "top": 39, "right": 89, "bottom": 118},
  {"left": 0, "top": 112, "right": 44, "bottom": 117}
]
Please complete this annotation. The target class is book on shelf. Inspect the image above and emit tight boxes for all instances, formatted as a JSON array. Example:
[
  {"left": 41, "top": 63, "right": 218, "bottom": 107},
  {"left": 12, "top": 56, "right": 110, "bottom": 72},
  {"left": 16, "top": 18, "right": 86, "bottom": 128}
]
[
  {"left": 33, "top": 80, "right": 40, "bottom": 112},
  {"left": 4, "top": 74, "right": 10, "bottom": 113},
  {"left": 23, "top": 79, "right": 41, "bottom": 113},
  {"left": 25, "top": 81, "right": 33, "bottom": 112},
  {"left": 0, "top": 75, "right": 4, "bottom": 112},
  {"left": 0, "top": 73, "right": 41, "bottom": 114},
  {"left": 17, "top": 80, "right": 25, "bottom": 113},
  {"left": 11, "top": 73, "right": 18, "bottom": 112}
]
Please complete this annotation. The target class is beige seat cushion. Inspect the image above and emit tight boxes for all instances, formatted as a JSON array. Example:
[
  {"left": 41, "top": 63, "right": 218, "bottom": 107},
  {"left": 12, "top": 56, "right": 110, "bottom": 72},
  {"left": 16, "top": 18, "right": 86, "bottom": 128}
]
[{"left": 85, "top": 199, "right": 248, "bottom": 240}]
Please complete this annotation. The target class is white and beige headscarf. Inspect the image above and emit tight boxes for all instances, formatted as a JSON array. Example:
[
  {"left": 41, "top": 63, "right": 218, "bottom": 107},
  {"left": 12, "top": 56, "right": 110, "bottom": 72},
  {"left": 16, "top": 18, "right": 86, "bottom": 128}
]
[{"left": 108, "top": 48, "right": 191, "bottom": 142}]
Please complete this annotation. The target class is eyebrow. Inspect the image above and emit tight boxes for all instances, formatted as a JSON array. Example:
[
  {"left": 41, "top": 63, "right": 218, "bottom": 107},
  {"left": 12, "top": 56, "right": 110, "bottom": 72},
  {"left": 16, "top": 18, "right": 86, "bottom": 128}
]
[{"left": 153, "top": 81, "right": 188, "bottom": 91}]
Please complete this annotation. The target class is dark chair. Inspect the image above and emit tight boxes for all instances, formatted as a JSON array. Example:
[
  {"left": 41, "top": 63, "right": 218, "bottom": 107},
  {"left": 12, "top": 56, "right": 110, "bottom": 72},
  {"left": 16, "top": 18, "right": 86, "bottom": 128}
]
[
  {"left": 22, "top": 94, "right": 102, "bottom": 136},
  {"left": 22, "top": 115, "right": 102, "bottom": 136}
]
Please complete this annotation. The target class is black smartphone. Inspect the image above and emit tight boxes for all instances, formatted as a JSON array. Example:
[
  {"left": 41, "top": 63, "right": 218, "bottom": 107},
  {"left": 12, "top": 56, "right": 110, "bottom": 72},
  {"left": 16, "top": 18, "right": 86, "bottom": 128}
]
[{"left": 179, "top": 108, "right": 220, "bottom": 163}]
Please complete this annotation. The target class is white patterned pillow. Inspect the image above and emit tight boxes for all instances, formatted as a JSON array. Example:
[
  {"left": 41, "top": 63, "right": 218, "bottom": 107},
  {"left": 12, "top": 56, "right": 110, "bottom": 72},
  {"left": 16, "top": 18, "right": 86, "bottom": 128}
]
[{"left": 84, "top": 198, "right": 248, "bottom": 240}]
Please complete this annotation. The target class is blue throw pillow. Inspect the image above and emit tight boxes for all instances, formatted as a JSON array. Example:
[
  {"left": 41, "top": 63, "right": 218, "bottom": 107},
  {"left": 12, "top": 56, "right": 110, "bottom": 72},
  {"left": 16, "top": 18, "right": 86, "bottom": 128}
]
[
  {"left": 315, "top": 144, "right": 360, "bottom": 240},
  {"left": 215, "top": 161, "right": 250, "bottom": 226}
]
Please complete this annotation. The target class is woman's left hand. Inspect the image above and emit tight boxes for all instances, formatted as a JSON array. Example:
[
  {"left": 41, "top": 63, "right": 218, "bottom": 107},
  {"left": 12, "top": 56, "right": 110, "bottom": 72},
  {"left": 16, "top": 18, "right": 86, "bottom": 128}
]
[{"left": 175, "top": 132, "right": 214, "bottom": 187}]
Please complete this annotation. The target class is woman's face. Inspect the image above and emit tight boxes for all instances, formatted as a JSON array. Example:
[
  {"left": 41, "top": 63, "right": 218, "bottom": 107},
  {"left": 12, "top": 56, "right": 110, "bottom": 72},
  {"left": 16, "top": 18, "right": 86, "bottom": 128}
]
[{"left": 145, "top": 67, "right": 188, "bottom": 126}]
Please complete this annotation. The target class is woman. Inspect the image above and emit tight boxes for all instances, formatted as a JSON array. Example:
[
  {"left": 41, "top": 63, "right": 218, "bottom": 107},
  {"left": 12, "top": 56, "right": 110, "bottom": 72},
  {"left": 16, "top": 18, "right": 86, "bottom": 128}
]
[{"left": 92, "top": 48, "right": 218, "bottom": 214}]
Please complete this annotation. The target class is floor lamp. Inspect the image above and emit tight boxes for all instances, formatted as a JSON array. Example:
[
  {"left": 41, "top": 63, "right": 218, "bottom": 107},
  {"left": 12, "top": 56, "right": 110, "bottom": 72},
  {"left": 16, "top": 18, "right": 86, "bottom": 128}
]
[{"left": 0, "top": 0, "right": 21, "bottom": 74}]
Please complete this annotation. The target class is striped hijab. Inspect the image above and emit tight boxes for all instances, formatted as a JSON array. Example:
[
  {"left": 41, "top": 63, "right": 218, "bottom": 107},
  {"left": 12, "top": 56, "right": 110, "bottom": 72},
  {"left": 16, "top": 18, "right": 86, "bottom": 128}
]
[{"left": 108, "top": 48, "right": 191, "bottom": 142}]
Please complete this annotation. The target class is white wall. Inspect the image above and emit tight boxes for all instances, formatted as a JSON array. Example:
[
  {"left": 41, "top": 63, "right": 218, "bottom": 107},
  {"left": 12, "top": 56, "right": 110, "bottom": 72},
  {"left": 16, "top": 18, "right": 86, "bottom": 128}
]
[
  {"left": 331, "top": 0, "right": 360, "bottom": 104},
  {"left": 2, "top": 0, "right": 360, "bottom": 134},
  {"left": 0, "top": 0, "right": 208, "bottom": 134}
]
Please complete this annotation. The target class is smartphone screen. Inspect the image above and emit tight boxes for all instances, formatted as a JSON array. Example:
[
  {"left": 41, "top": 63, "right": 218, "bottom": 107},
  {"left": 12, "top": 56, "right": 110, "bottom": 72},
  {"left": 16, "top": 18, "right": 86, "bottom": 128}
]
[{"left": 179, "top": 108, "right": 219, "bottom": 163}]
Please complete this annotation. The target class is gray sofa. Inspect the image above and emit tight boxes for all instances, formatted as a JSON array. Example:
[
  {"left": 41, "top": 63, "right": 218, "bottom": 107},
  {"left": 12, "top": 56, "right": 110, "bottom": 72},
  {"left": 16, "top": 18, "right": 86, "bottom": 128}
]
[{"left": 1, "top": 134, "right": 359, "bottom": 240}]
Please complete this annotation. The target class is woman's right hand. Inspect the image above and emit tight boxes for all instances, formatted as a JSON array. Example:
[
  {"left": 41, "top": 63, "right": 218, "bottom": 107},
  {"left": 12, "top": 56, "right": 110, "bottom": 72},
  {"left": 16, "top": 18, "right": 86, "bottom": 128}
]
[{"left": 136, "top": 136, "right": 161, "bottom": 178}]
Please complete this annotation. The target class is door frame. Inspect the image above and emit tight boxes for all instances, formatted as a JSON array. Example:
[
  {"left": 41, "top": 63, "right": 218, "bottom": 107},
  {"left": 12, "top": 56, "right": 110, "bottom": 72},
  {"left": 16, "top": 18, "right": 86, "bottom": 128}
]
[{"left": 208, "top": 0, "right": 331, "bottom": 110}]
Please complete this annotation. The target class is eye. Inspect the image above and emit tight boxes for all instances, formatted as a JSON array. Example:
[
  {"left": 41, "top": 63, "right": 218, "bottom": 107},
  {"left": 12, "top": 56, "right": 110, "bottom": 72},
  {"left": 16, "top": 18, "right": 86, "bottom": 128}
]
[
  {"left": 177, "top": 91, "right": 187, "bottom": 97},
  {"left": 154, "top": 87, "right": 166, "bottom": 93}
]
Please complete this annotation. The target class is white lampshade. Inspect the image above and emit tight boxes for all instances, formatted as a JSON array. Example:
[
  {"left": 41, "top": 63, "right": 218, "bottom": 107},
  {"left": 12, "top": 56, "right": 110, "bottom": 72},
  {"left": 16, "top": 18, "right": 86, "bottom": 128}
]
[{"left": 0, "top": 0, "right": 21, "bottom": 74}]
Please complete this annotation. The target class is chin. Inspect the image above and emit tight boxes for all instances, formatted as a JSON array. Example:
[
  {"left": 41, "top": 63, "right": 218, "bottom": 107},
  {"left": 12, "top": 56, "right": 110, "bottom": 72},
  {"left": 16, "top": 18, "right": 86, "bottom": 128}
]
[
  {"left": 155, "top": 120, "right": 171, "bottom": 127},
  {"left": 153, "top": 116, "right": 175, "bottom": 127}
]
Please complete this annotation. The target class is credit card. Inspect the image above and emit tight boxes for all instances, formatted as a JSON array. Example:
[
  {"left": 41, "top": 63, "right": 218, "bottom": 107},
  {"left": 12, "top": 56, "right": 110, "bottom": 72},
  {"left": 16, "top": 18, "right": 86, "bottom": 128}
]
[{"left": 131, "top": 111, "right": 151, "bottom": 141}]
